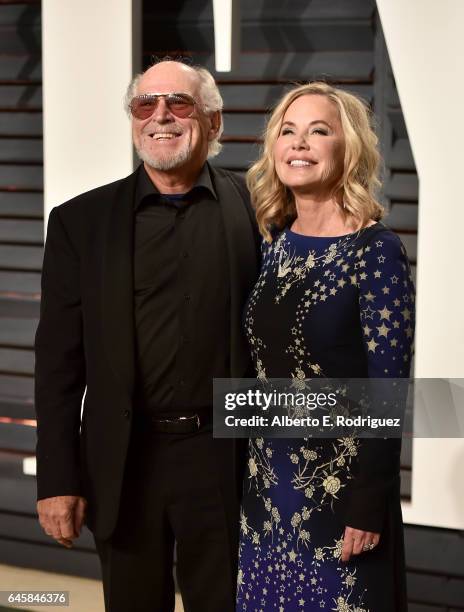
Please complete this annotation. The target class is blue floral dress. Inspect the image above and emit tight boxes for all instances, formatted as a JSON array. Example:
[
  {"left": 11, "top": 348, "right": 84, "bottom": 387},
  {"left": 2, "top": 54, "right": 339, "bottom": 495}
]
[{"left": 236, "top": 223, "right": 414, "bottom": 612}]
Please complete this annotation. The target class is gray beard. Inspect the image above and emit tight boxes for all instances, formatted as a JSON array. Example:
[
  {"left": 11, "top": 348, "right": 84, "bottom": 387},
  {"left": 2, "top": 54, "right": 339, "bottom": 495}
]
[{"left": 136, "top": 142, "right": 192, "bottom": 171}]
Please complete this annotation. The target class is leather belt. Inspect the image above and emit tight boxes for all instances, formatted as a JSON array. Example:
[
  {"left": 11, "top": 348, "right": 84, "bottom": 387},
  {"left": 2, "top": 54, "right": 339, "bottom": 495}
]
[{"left": 134, "top": 408, "right": 212, "bottom": 434}]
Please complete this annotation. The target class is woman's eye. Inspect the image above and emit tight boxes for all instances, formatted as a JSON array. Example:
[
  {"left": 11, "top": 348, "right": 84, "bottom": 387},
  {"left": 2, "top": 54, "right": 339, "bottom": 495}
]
[
  {"left": 281, "top": 128, "right": 293, "bottom": 135},
  {"left": 311, "top": 128, "right": 328, "bottom": 135}
]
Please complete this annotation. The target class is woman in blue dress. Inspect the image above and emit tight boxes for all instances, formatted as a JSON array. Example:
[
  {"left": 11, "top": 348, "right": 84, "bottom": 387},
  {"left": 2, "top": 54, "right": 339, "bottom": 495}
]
[{"left": 236, "top": 83, "right": 414, "bottom": 611}]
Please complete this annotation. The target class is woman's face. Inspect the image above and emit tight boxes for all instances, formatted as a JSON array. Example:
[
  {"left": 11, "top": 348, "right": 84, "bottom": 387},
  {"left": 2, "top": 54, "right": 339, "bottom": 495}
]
[{"left": 273, "top": 94, "right": 346, "bottom": 197}]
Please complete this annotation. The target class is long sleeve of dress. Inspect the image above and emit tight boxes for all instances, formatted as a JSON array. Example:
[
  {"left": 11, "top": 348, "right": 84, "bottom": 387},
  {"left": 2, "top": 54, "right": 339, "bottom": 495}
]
[{"left": 340, "top": 229, "right": 415, "bottom": 532}]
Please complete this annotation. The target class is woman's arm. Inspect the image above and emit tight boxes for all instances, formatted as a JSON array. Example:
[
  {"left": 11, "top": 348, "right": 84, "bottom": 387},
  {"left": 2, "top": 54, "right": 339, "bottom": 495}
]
[{"left": 341, "top": 228, "right": 415, "bottom": 559}]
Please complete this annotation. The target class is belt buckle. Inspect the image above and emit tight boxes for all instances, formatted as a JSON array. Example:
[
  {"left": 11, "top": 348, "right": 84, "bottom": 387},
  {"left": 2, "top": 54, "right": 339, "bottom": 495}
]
[{"left": 178, "top": 414, "right": 201, "bottom": 430}]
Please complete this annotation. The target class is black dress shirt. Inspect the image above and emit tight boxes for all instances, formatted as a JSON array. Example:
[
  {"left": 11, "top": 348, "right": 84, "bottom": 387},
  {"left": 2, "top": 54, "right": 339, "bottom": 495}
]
[{"left": 133, "top": 163, "right": 230, "bottom": 412}]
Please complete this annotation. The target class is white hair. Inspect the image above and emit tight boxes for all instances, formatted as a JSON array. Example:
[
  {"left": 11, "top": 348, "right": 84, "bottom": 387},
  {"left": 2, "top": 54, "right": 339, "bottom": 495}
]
[{"left": 124, "top": 61, "right": 223, "bottom": 158}]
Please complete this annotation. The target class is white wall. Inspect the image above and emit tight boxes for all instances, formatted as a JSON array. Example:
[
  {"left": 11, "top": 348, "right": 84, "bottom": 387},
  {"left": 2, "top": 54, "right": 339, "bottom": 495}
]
[
  {"left": 377, "top": 0, "right": 464, "bottom": 529},
  {"left": 42, "top": 0, "right": 141, "bottom": 218}
]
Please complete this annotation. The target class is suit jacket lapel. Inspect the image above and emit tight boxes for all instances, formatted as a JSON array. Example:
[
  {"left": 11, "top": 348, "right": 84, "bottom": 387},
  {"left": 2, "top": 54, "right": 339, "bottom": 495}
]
[
  {"left": 211, "top": 167, "right": 259, "bottom": 377},
  {"left": 101, "top": 169, "right": 139, "bottom": 400}
]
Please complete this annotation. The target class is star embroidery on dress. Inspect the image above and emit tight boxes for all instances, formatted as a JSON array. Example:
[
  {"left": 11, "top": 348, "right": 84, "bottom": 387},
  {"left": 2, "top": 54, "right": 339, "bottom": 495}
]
[
  {"left": 367, "top": 337, "right": 379, "bottom": 352},
  {"left": 359, "top": 272, "right": 367, "bottom": 280},
  {"left": 382, "top": 286, "right": 390, "bottom": 294},
  {"left": 377, "top": 322, "right": 390, "bottom": 337},
  {"left": 364, "top": 291, "right": 375, "bottom": 302},
  {"left": 337, "top": 278, "right": 347, "bottom": 288},
  {"left": 393, "top": 298, "right": 400, "bottom": 307},
  {"left": 392, "top": 320, "right": 400, "bottom": 329},
  {"left": 401, "top": 307, "right": 412, "bottom": 321},
  {"left": 329, "top": 287, "right": 337, "bottom": 296},
  {"left": 373, "top": 270, "right": 382, "bottom": 278},
  {"left": 405, "top": 326, "right": 413, "bottom": 338},
  {"left": 377, "top": 255, "right": 386, "bottom": 264},
  {"left": 363, "top": 324, "right": 372, "bottom": 336},
  {"left": 390, "top": 274, "right": 399, "bottom": 284},
  {"left": 349, "top": 274, "right": 357, "bottom": 285},
  {"left": 378, "top": 305, "right": 393, "bottom": 320},
  {"left": 362, "top": 305, "right": 375, "bottom": 320},
  {"left": 288, "top": 549, "right": 297, "bottom": 562},
  {"left": 390, "top": 338, "right": 398, "bottom": 347},
  {"left": 375, "top": 240, "right": 383, "bottom": 247}
]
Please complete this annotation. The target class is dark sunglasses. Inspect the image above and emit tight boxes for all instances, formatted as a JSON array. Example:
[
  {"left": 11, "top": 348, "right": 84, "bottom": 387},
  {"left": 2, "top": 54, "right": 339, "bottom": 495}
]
[{"left": 129, "top": 92, "right": 197, "bottom": 120}]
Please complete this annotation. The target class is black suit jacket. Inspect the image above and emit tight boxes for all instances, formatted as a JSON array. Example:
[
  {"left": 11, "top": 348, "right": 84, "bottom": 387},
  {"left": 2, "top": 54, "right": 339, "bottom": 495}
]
[{"left": 34, "top": 164, "right": 260, "bottom": 539}]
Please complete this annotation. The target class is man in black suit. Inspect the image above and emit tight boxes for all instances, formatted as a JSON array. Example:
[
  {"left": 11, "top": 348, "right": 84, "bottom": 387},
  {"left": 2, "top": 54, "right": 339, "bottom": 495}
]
[{"left": 35, "top": 59, "right": 258, "bottom": 611}]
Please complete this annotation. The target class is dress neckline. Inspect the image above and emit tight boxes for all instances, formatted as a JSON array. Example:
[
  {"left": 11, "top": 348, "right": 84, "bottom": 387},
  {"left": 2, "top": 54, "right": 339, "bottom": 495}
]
[{"left": 285, "top": 221, "right": 381, "bottom": 240}]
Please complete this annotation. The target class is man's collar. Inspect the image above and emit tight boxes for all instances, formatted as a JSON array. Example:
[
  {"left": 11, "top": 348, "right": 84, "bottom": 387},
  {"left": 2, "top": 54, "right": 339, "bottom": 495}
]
[{"left": 134, "top": 162, "right": 217, "bottom": 210}]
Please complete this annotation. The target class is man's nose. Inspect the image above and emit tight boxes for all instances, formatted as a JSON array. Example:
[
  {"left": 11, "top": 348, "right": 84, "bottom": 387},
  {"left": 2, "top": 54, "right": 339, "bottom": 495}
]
[{"left": 152, "top": 97, "right": 173, "bottom": 123}]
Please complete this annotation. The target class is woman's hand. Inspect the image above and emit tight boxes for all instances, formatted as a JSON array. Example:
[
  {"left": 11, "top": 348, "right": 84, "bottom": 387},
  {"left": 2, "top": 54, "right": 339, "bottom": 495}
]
[{"left": 341, "top": 525, "right": 380, "bottom": 562}]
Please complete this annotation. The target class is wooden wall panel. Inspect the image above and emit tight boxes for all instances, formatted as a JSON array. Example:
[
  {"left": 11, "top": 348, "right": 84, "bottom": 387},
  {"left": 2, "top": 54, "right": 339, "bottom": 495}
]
[{"left": 0, "top": 9, "right": 43, "bottom": 579}]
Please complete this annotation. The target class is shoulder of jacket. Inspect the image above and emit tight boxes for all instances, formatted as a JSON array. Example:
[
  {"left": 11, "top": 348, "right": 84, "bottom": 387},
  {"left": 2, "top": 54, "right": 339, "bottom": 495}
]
[
  {"left": 212, "top": 166, "right": 246, "bottom": 187},
  {"left": 52, "top": 172, "right": 135, "bottom": 217}
]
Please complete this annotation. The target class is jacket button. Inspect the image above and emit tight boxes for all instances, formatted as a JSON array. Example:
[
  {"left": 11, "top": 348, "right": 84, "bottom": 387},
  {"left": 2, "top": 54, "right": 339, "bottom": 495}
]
[{"left": 123, "top": 409, "right": 131, "bottom": 419}]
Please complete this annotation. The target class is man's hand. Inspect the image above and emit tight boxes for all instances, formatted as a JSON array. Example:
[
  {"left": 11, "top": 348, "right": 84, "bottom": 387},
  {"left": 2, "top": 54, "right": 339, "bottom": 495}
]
[
  {"left": 37, "top": 496, "right": 87, "bottom": 548},
  {"left": 341, "top": 525, "right": 380, "bottom": 562}
]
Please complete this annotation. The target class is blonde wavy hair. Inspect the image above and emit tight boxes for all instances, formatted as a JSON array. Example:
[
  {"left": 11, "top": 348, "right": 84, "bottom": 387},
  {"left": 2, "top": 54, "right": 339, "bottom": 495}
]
[{"left": 247, "top": 82, "right": 384, "bottom": 242}]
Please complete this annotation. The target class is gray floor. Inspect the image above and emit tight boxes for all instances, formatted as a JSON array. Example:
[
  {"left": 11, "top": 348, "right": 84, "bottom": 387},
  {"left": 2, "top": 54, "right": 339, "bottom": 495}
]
[{"left": 0, "top": 564, "right": 184, "bottom": 612}]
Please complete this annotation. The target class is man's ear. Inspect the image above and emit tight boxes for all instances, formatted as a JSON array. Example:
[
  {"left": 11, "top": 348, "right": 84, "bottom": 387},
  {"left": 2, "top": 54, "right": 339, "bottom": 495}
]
[{"left": 208, "top": 110, "right": 221, "bottom": 141}]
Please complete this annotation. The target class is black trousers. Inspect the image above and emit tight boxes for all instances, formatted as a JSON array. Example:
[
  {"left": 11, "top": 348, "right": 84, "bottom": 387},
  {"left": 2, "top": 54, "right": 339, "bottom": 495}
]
[{"left": 94, "top": 420, "right": 242, "bottom": 612}]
